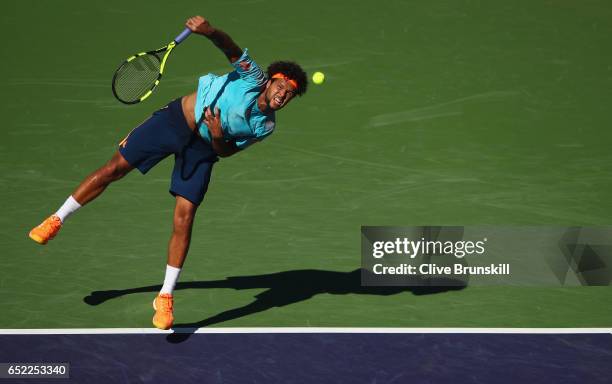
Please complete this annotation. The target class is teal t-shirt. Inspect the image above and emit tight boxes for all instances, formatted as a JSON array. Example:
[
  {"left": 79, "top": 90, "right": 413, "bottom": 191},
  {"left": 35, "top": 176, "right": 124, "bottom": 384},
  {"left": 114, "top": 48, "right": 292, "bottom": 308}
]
[{"left": 195, "top": 49, "right": 275, "bottom": 150}]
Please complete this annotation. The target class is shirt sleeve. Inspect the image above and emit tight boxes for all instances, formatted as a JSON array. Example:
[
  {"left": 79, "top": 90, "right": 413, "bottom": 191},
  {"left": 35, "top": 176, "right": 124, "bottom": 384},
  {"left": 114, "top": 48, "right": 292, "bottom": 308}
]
[
  {"left": 231, "top": 48, "right": 268, "bottom": 88},
  {"left": 234, "top": 137, "right": 258, "bottom": 150},
  {"left": 235, "top": 119, "right": 275, "bottom": 150}
]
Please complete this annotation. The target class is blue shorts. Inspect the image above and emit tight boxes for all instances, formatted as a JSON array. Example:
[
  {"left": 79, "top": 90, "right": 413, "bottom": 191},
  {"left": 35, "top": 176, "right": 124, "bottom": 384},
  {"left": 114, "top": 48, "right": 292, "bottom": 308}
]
[{"left": 118, "top": 98, "right": 218, "bottom": 206}]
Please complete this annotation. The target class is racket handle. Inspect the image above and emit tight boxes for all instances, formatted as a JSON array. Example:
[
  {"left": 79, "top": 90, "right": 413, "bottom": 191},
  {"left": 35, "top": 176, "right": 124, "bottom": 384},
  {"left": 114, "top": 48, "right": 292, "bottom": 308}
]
[{"left": 174, "top": 27, "right": 192, "bottom": 44}]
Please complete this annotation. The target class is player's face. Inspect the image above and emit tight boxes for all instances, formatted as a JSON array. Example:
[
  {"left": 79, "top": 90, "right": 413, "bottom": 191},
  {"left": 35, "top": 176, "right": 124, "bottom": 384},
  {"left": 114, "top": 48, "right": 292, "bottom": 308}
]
[{"left": 265, "top": 79, "right": 297, "bottom": 111}]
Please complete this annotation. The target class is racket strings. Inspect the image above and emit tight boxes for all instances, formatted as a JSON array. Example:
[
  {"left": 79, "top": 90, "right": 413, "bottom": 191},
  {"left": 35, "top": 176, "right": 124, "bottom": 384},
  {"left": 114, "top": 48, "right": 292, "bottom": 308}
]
[{"left": 113, "top": 53, "right": 162, "bottom": 103}]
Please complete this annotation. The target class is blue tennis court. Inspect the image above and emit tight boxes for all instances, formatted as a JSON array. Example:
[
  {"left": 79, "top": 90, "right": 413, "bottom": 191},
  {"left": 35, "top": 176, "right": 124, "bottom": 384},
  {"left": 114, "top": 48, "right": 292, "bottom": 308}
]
[{"left": 1, "top": 330, "right": 611, "bottom": 383}]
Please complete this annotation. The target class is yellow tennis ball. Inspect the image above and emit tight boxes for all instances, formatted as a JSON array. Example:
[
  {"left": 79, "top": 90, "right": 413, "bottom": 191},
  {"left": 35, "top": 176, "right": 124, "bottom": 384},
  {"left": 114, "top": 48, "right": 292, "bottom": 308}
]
[{"left": 312, "top": 71, "right": 325, "bottom": 85}]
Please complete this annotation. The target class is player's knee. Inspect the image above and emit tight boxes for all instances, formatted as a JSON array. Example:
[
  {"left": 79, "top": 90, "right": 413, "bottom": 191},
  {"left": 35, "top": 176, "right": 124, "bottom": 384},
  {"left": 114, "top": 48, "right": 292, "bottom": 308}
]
[
  {"left": 101, "top": 161, "right": 128, "bottom": 182},
  {"left": 173, "top": 216, "right": 193, "bottom": 235},
  {"left": 173, "top": 210, "right": 195, "bottom": 234}
]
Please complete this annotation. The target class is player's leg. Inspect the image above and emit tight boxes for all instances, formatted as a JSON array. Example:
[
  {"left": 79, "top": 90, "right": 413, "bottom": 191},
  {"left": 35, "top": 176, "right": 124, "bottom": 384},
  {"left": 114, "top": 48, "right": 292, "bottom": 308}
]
[
  {"left": 153, "top": 196, "right": 198, "bottom": 330},
  {"left": 71, "top": 150, "right": 134, "bottom": 206},
  {"left": 28, "top": 151, "right": 134, "bottom": 245},
  {"left": 29, "top": 101, "right": 178, "bottom": 245},
  {"left": 163, "top": 195, "right": 198, "bottom": 293},
  {"left": 167, "top": 195, "right": 198, "bottom": 269},
  {"left": 152, "top": 101, "right": 218, "bottom": 329}
]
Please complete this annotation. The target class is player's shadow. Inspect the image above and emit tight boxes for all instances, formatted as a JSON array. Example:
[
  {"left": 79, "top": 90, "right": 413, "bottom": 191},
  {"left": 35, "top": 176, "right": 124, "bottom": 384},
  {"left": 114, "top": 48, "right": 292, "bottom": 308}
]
[{"left": 83, "top": 268, "right": 466, "bottom": 344}]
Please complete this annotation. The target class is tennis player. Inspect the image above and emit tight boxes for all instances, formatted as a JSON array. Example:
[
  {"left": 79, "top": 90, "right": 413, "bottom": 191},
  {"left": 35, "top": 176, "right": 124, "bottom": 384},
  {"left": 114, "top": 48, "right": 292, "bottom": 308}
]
[{"left": 28, "top": 15, "right": 308, "bottom": 330}]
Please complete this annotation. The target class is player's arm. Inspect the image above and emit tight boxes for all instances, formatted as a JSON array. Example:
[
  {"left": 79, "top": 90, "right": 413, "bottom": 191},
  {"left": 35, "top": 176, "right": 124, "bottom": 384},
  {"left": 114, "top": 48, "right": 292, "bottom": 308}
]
[
  {"left": 203, "top": 107, "right": 240, "bottom": 158},
  {"left": 185, "top": 16, "right": 243, "bottom": 63}
]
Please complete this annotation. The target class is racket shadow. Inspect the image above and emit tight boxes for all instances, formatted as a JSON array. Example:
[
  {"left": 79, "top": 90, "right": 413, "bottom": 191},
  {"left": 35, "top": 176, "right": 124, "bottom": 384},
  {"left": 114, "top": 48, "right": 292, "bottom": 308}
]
[{"left": 83, "top": 268, "right": 467, "bottom": 343}]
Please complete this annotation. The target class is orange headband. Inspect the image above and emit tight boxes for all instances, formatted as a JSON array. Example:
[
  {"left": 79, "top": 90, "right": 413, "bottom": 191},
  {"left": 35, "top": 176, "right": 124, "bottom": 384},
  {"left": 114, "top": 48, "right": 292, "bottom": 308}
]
[{"left": 271, "top": 73, "right": 298, "bottom": 90}]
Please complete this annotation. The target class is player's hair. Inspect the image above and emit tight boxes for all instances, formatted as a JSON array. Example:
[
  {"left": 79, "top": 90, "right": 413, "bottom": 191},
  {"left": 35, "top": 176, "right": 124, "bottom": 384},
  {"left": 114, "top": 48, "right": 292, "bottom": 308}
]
[{"left": 267, "top": 61, "right": 308, "bottom": 96}]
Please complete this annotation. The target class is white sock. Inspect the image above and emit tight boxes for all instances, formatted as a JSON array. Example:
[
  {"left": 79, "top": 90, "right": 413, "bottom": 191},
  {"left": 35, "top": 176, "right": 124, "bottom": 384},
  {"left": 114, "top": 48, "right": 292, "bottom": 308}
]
[
  {"left": 160, "top": 265, "right": 182, "bottom": 295},
  {"left": 55, "top": 196, "right": 82, "bottom": 223}
]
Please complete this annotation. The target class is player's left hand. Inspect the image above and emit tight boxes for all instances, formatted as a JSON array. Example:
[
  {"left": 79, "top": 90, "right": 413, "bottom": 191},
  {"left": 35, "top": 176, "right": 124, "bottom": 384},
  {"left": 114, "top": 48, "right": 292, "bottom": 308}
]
[
  {"left": 186, "top": 16, "right": 215, "bottom": 36},
  {"left": 204, "top": 107, "right": 223, "bottom": 139}
]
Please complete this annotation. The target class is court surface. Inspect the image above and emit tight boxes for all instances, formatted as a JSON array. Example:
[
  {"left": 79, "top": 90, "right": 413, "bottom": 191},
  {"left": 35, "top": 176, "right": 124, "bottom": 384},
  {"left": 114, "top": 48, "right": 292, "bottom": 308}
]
[{"left": 1, "top": 329, "right": 611, "bottom": 383}]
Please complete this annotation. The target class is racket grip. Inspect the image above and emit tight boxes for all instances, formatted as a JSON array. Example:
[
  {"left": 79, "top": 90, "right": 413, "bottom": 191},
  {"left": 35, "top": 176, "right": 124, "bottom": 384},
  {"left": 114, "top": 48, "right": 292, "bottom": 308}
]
[{"left": 174, "top": 27, "right": 192, "bottom": 44}]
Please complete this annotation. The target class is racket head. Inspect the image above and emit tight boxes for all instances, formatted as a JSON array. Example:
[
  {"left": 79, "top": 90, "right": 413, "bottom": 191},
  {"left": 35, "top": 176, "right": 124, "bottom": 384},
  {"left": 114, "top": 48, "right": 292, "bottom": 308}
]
[{"left": 112, "top": 51, "right": 164, "bottom": 104}]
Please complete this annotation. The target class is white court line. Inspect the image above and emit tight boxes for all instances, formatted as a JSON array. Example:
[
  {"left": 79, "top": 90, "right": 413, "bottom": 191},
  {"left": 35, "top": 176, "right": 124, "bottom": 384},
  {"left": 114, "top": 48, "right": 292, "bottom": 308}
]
[{"left": 0, "top": 328, "right": 611, "bottom": 335}]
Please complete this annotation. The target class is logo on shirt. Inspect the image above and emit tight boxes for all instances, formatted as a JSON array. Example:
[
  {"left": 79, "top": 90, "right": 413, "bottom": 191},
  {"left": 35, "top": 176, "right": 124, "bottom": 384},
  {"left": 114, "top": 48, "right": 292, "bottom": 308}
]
[
  {"left": 239, "top": 61, "right": 251, "bottom": 71},
  {"left": 264, "top": 120, "right": 275, "bottom": 133}
]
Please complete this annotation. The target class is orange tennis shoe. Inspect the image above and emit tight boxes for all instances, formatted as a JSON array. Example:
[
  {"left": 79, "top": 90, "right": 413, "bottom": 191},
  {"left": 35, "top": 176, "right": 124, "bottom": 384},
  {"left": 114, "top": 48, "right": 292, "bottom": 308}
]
[
  {"left": 29, "top": 215, "right": 63, "bottom": 245},
  {"left": 152, "top": 293, "right": 174, "bottom": 330}
]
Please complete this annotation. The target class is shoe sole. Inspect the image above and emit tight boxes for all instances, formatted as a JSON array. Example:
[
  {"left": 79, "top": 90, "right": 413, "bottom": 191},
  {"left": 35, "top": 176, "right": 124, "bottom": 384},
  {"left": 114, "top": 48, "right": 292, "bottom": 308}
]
[
  {"left": 152, "top": 319, "right": 171, "bottom": 330},
  {"left": 29, "top": 233, "right": 47, "bottom": 245}
]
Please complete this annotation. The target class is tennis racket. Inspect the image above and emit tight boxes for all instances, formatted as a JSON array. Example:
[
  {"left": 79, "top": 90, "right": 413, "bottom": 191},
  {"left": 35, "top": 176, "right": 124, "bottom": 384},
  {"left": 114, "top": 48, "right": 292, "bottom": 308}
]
[{"left": 112, "top": 28, "right": 192, "bottom": 104}]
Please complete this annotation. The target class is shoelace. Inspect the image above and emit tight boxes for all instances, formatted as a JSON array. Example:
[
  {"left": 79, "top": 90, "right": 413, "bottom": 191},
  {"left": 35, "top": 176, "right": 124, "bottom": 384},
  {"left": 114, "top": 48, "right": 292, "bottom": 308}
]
[
  {"left": 158, "top": 296, "right": 173, "bottom": 312},
  {"left": 40, "top": 217, "right": 61, "bottom": 232}
]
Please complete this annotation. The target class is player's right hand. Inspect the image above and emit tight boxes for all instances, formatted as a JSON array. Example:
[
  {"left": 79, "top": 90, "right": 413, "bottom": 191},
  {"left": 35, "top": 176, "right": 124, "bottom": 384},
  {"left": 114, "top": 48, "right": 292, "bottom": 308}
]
[
  {"left": 204, "top": 107, "right": 223, "bottom": 139},
  {"left": 186, "top": 16, "right": 215, "bottom": 36}
]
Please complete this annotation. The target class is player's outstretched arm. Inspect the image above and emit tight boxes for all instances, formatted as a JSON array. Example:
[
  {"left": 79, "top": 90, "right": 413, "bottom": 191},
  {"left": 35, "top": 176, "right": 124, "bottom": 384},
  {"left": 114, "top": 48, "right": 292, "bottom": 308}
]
[
  {"left": 204, "top": 107, "right": 240, "bottom": 158},
  {"left": 185, "top": 16, "right": 243, "bottom": 63}
]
